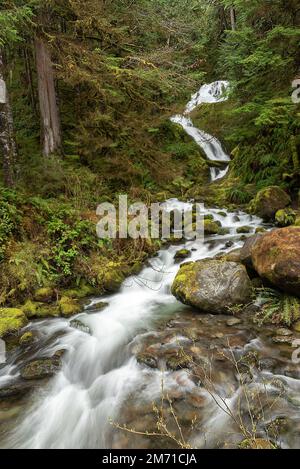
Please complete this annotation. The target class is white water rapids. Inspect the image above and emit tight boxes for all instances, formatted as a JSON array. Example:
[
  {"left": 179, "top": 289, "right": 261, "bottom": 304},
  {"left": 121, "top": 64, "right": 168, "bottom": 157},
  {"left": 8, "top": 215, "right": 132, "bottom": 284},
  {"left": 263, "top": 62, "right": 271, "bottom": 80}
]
[{"left": 1, "top": 82, "right": 300, "bottom": 449}]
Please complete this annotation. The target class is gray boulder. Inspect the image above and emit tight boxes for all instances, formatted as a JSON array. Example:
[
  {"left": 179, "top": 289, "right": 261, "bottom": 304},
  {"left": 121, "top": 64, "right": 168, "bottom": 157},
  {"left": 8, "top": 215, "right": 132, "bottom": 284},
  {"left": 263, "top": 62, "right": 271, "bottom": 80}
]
[{"left": 171, "top": 259, "right": 253, "bottom": 314}]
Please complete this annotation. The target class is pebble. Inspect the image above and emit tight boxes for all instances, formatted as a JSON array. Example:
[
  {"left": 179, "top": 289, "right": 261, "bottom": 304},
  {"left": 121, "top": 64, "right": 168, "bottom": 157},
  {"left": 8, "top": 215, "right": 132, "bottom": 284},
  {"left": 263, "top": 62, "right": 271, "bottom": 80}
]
[{"left": 226, "top": 318, "right": 242, "bottom": 327}]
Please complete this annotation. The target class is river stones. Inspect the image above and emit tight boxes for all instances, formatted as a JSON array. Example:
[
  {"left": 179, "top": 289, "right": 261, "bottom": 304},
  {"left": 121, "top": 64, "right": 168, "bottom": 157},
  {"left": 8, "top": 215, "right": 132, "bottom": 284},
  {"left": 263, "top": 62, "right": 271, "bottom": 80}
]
[
  {"left": 251, "top": 227, "right": 300, "bottom": 296},
  {"left": 249, "top": 186, "right": 291, "bottom": 221},
  {"left": 85, "top": 301, "right": 109, "bottom": 312},
  {"left": 171, "top": 259, "right": 253, "bottom": 314},
  {"left": 70, "top": 319, "right": 91, "bottom": 334},
  {"left": 0, "top": 382, "right": 33, "bottom": 400},
  {"left": 19, "top": 331, "right": 35, "bottom": 346},
  {"left": 174, "top": 249, "right": 191, "bottom": 260},
  {"left": 20, "top": 351, "right": 63, "bottom": 380},
  {"left": 237, "top": 226, "right": 252, "bottom": 234},
  {"left": 204, "top": 220, "right": 221, "bottom": 235}
]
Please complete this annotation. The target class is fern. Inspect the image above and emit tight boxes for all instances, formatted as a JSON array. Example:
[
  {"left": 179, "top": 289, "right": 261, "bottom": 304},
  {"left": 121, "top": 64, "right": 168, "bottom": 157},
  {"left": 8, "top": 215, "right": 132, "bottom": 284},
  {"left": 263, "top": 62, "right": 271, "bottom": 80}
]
[{"left": 256, "top": 288, "right": 300, "bottom": 326}]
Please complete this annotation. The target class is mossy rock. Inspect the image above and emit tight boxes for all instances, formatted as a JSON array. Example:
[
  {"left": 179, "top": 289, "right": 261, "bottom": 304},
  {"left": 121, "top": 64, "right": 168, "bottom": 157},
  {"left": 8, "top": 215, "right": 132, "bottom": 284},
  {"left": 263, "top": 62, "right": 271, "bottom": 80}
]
[
  {"left": 237, "top": 226, "right": 252, "bottom": 234},
  {"left": 97, "top": 262, "right": 126, "bottom": 292},
  {"left": 275, "top": 208, "right": 296, "bottom": 227},
  {"left": 19, "top": 331, "right": 35, "bottom": 346},
  {"left": 20, "top": 355, "right": 62, "bottom": 380},
  {"left": 171, "top": 259, "right": 253, "bottom": 314},
  {"left": 249, "top": 186, "right": 291, "bottom": 221},
  {"left": 85, "top": 301, "right": 109, "bottom": 312},
  {"left": 59, "top": 297, "right": 82, "bottom": 317},
  {"left": 34, "top": 287, "right": 55, "bottom": 303},
  {"left": 204, "top": 214, "right": 214, "bottom": 221},
  {"left": 21, "top": 300, "right": 60, "bottom": 319},
  {"left": 218, "top": 227, "right": 230, "bottom": 235},
  {"left": 70, "top": 319, "right": 91, "bottom": 335},
  {"left": 174, "top": 249, "right": 191, "bottom": 260},
  {"left": 62, "top": 284, "right": 97, "bottom": 300},
  {"left": 204, "top": 220, "right": 221, "bottom": 235},
  {"left": 0, "top": 308, "right": 28, "bottom": 339}
]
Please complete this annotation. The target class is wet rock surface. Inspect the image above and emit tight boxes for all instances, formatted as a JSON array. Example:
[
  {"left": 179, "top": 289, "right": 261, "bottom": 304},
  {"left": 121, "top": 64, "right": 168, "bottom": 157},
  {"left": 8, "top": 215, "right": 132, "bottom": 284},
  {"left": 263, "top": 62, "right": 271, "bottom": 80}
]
[
  {"left": 20, "top": 352, "right": 63, "bottom": 380},
  {"left": 109, "top": 307, "right": 300, "bottom": 449},
  {"left": 172, "top": 259, "right": 253, "bottom": 314},
  {"left": 251, "top": 227, "right": 300, "bottom": 296}
]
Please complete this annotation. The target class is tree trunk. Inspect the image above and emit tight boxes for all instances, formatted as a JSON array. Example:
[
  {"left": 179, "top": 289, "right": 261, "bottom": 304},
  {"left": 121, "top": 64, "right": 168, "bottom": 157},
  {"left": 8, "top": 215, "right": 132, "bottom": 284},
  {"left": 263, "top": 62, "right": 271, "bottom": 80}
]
[
  {"left": 230, "top": 7, "right": 237, "bottom": 31},
  {"left": 35, "top": 38, "right": 61, "bottom": 157},
  {"left": 0, "top": 51, "right": 16, "bottom": 187}
]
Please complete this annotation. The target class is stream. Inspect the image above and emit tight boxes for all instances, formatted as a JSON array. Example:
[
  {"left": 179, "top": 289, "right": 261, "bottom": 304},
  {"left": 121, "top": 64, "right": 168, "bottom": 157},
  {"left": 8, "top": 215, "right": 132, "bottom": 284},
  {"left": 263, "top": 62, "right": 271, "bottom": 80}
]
[{"left": 1, "top": 82, "right": 300, "bottom": 449}]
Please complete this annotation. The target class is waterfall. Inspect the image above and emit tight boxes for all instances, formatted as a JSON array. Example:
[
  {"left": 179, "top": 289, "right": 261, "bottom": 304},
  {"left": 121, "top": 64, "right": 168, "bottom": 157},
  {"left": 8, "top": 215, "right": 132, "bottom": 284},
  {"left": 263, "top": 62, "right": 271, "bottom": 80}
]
[{"left": 171, "top": 80, "right": 230, "bottom": 182}]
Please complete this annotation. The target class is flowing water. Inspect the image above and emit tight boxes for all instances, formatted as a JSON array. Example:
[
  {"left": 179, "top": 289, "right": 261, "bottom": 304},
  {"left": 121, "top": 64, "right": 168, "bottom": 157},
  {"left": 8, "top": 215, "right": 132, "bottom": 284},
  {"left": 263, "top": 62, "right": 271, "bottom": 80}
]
[
  {"left": 1, "top": 82, "right": 300, "bottom": 449},
  {"left": 171, "top": 80, "right": 230, "bottom": 181}
]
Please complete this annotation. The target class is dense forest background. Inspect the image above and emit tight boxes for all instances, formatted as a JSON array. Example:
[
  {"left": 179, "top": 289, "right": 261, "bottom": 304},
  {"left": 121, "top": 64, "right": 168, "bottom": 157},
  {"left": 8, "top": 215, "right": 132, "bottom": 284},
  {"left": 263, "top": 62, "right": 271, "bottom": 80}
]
[{"left": 0, "top": 0, "right": 299, "bottom": 306}]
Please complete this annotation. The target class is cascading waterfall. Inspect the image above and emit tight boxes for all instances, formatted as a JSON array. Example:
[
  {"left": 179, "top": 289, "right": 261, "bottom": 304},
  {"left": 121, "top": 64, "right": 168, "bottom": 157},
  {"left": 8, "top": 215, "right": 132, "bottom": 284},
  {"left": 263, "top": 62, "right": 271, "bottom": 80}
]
[
  {"left": 1, "top": 82, "right": 300, "bottom": 450},
  {"left": 171, "top": 80, "right": 230, "bottom": 182}
]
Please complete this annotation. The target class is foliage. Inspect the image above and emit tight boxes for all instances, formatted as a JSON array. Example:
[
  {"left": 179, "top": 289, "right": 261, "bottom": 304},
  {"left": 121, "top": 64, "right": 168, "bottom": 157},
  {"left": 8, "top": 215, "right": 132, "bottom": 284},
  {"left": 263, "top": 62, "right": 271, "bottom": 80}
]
[
  {"left": 256, "top": 288, "right": 300, "bottom": 326},
  {"left": 0, "top": 189, "right": 20, "bottom": 262},
  {"left": 216, "top": 0, "right": 300, "bottom": 189}
]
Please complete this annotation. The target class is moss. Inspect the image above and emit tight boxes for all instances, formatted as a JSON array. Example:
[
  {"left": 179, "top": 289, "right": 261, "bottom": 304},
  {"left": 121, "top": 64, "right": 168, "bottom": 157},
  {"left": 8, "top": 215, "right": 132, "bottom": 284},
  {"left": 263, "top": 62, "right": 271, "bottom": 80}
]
[
  {"left": 218, "top": 227, "right": 230, "bottom": 235},
  {"left": 59, "top": 297, "right": 82, "bottom": 317},
  {"left": 0, "top": 308, "right": 28, "bottom": 339},
  {"left": 62, "top": 284, "right": 97, "bottom": 299},
  {"left": 174, "top": 249, "right": 191, "bottom": 260},
  {"left": 20, "top": 356, "right": 62, "bottom": 380},
  {"left": 249, "top": 186, "right": 291, "bottom": 220},
  {"left": 204, "top": 219, "right": 221, "bottom": 235},
  {"left": 97, "top": 262, "right": 126, "bottom": 293},
  {"left": 19, "top": 331, "right": 34, "bottom": 346},
  {"left": 171, "top": 263, "right": 197, "bottom": 304},
  {"left": 21, "top": 300, "right": 60, "bottom": 319},
  {"left": 34, "top": 287, "right": 55, "bottom": 303},
  {"left": 275, "top": 208, "right": 296, "bottom": 227},
  {"left": 237, "top": 226, "right": 252, "bottom": 234}
]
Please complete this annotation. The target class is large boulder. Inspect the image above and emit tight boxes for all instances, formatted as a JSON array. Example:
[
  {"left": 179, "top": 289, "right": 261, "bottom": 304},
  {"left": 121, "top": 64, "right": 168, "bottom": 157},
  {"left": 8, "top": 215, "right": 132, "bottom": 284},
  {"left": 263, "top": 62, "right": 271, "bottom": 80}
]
[
  {"left": 171, "top": 259, "right": 253, "bottom": 314},
  {"left": 249, "top": 186, "right": 291, "bottom": 221},
  {"left": 251, "top": 227, "right": 300, "bottom": 296}
]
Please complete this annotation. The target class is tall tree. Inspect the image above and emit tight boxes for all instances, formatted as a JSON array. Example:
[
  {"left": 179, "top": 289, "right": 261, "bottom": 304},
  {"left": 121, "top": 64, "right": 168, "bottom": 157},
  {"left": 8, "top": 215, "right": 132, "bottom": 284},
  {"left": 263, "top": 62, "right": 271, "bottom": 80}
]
[
  {"left": 229, "top": 6, "right": 236, "bottom": 31},
  {"left": 0, "top": 2, "right": 32, "bottom": 186},
  {"left": 35, "top": 36, "right": 61, "bottom": 157},
  {"left": 0, "top": 51, "right": 16, "bottom": 186}
]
